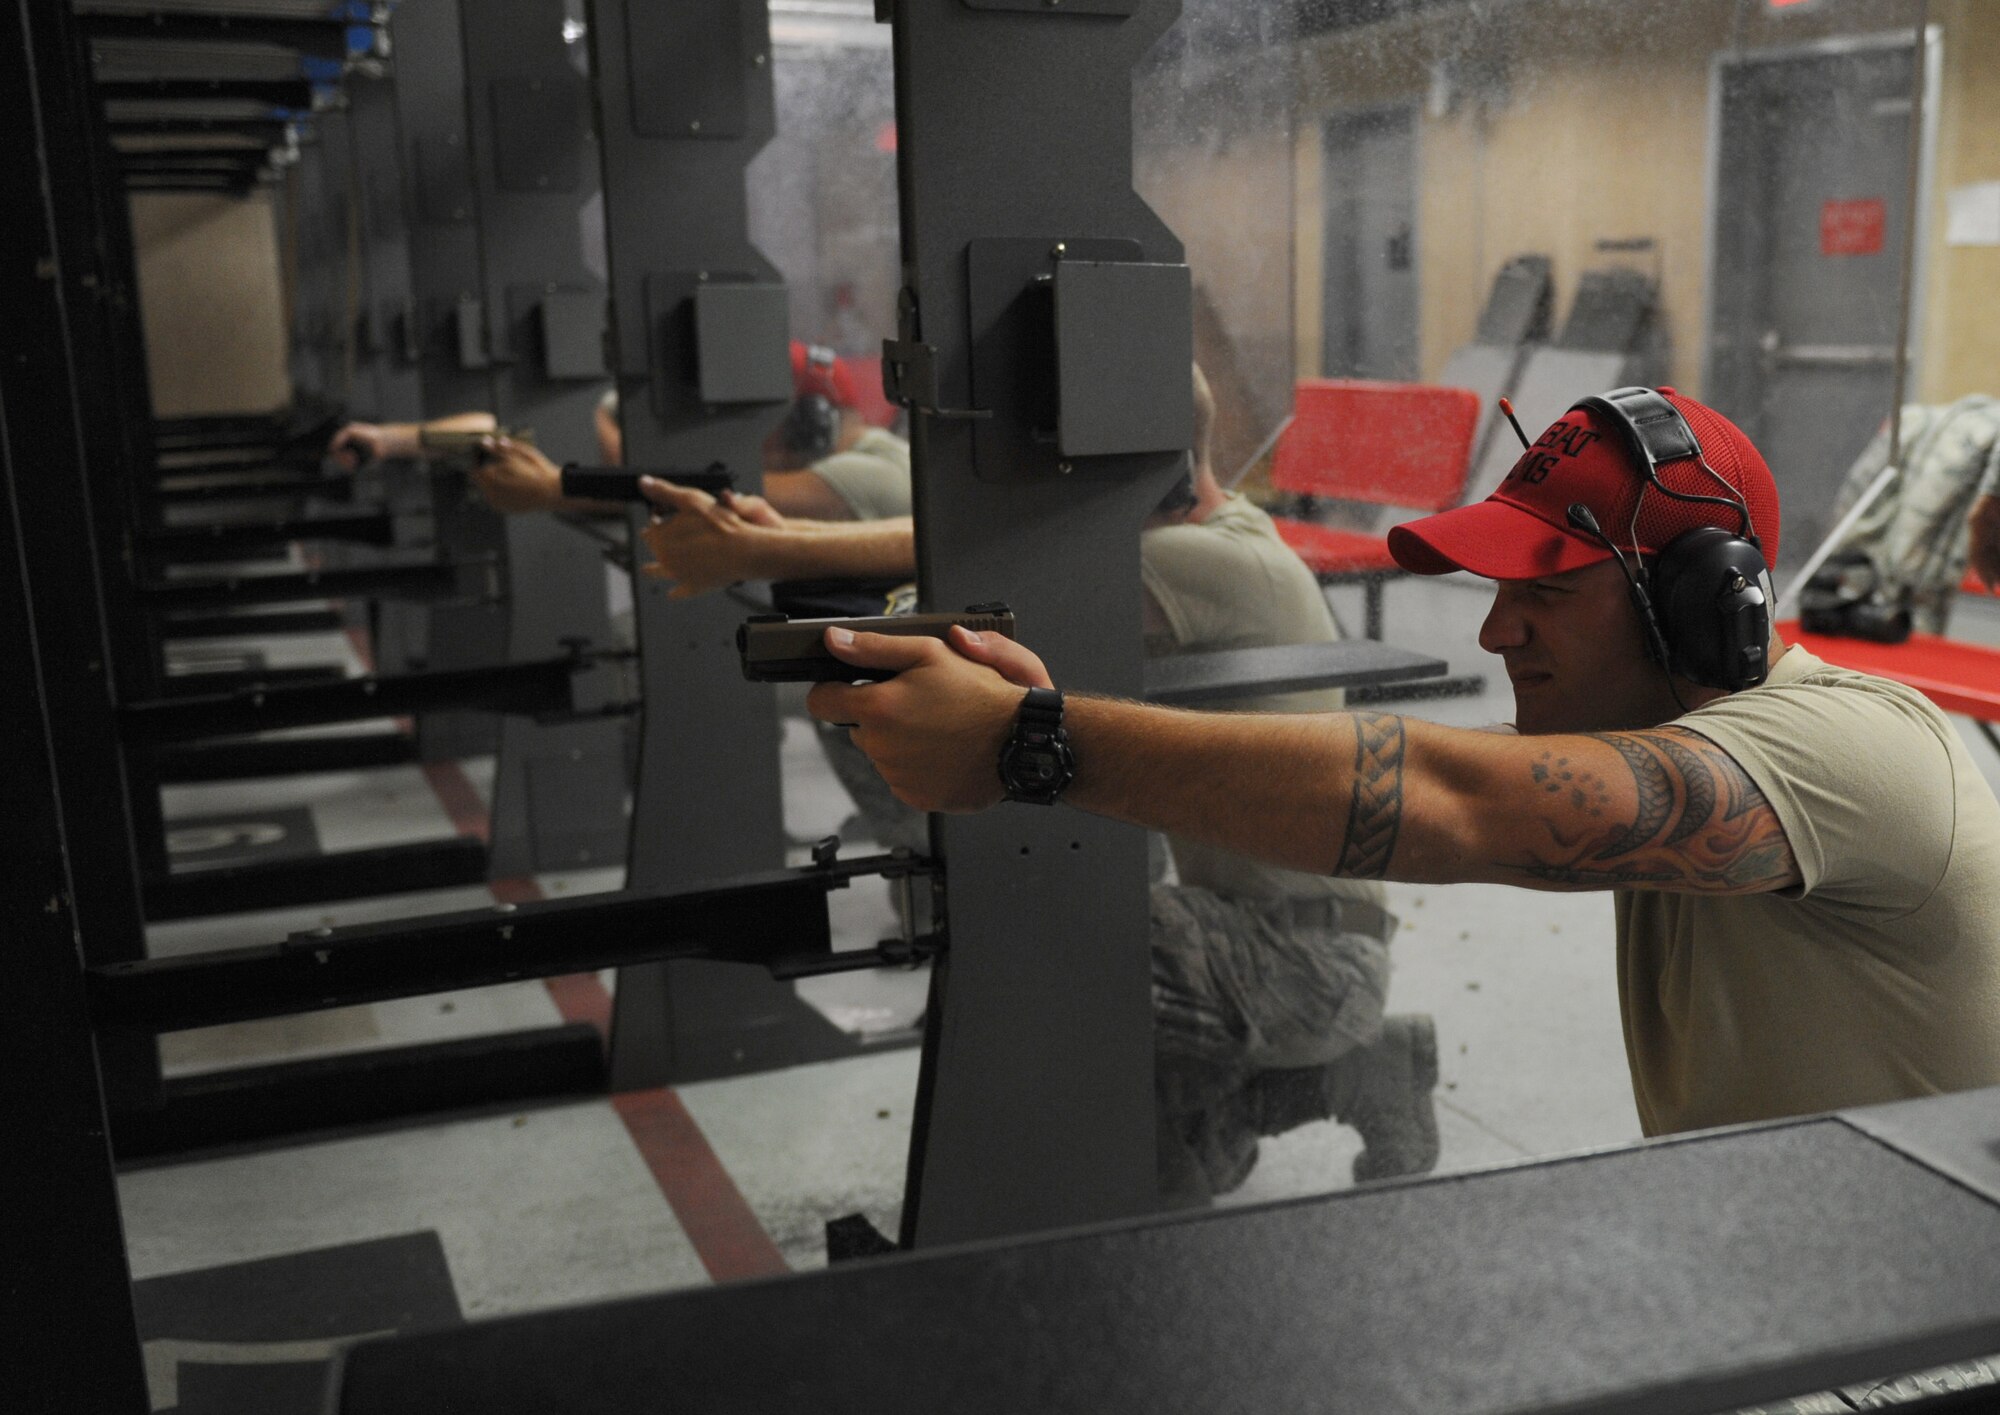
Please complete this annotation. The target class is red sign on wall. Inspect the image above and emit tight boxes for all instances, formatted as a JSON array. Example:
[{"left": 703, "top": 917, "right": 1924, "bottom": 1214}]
[{"left": 1821, "top": 198, "right": 1887, "bottom": 256}]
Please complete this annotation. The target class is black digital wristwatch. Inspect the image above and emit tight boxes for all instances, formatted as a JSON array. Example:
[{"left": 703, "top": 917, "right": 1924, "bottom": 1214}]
[{"left": 997, "top": 686, "right": 1075, "bottom": 806}]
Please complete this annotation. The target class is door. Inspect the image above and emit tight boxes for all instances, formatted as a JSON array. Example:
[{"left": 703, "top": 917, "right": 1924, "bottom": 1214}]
[
  {"left": 1706, "top": 35, "right": 1932, "bottom": 574},
  {"left": 1321, "top": 105, "right": 1418, "bottom": 382}
]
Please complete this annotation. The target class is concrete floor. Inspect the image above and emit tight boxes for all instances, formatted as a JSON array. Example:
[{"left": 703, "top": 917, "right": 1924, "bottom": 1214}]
[{"left": 122, "top": 570, "right": 2000, "bottom": 1355}]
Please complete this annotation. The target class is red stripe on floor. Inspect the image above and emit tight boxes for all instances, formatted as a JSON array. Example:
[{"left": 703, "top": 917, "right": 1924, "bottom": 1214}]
[
  {"left": 542, "top": 971, "right": 614, "bottom": 1034},
  {"left": 419, "top": 759, "right": 611, "bottom": 1023},
  {"left": 420, "top": 761, "right": 493, "bottom": 843},
  {"left": 395, "top": 680, "right": 784, "bottom": 1279},
  {"left": 613, "top": 1088, "right": 791, "bottom": 1282}
]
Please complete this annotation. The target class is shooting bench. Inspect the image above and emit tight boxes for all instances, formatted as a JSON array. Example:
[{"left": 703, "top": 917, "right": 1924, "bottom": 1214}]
[{"left": 1781, "top": 577, "right": 2000, "bottom": 753}]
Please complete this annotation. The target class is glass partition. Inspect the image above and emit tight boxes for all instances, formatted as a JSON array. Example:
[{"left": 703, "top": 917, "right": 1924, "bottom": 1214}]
[{"left": 1134, "top": 0, "right": 1974, "bottom": 585}]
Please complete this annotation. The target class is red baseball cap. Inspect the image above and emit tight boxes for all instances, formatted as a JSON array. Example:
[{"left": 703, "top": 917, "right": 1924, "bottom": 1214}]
[
  {"left": 1387, "top": 388, "right": 1781, "bottom": 580},
  {"left": 791, "top": 340, "right": 857, "bottom": 407}
]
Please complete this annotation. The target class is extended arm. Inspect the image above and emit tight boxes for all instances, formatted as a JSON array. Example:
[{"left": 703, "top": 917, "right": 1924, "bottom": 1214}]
[
  {"left": 328, "top": 411, "right": 498, "bottom": 468},
  {"left": 807, "top": 629, "right": 1800, "bottom": 896},
  {"left": 1056, "top": 699, "right": 1797, "bottom": 892},
  {"left": 466, "top": 438, "right": 606, "bottom": 515},
  {"left": 636, "top": 479, "right": 913, "bottom": 598}
]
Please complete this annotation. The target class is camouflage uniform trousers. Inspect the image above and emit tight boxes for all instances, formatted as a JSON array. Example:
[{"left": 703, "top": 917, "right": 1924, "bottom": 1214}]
[
  {"left": 1150, "top": 884, "right": 1391, "bottom": 1205},
  {"left": 818, "top": 725, "right": 1395, "bottom": 1201}
]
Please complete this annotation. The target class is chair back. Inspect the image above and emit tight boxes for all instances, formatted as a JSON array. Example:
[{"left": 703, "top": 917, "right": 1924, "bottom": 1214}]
[{"left": 1270, "top": 379, "right": 1482, "bottom": 512}]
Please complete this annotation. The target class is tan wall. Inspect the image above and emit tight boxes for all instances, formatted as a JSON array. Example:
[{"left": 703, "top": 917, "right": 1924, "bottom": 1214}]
[
  {"left": 130, "top": 191, "right": 290, "bottom": 416},
  {"left": 1293, "top": 0, "right": 1991, "bottom": 403},
  {"left": 1138, "top": 123, "right": 1298, "bottom": 479}
]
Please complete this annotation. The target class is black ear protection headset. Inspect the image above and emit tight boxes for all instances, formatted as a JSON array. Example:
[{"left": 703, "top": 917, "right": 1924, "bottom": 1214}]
[
  {"left": 1558, "top": 387, "right": 1771, "bottom": 695},
  {"left": 776, "top": 393, "right": 840, "bottom": 463}
]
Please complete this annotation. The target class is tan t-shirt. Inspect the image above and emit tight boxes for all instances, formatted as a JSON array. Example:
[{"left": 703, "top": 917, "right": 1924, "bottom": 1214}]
[
  {"left": 1141, "top": 494, "right": 1375, "bottom": 909},
  {"left": 1617, "top": 643, "right": 2000, "bottom": 1135},
  {"left": 811, "top": 428, "right": 911, "bottom": 521}
]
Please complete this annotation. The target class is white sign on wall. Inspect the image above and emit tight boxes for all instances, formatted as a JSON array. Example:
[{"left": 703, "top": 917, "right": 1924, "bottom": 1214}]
[{"left": 1945, "top": 182, "right": 2000, "bottom": 248}]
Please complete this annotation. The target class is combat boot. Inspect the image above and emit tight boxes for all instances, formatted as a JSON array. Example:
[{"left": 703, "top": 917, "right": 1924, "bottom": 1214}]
[{"left": 1322, "top": 1013, "right": 1440, "bottom": 1183}]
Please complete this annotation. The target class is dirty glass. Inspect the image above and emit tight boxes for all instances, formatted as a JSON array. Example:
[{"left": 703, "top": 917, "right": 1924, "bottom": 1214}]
[
  {"left": 1136, "top": 0, "right": 1960, "bottom": 593},
  {"left": 751, "top": 8, "right": 898, "bottom": 354},
  {"left": 1131, "top": 0, "right": 1981, "bottom": 1213}
]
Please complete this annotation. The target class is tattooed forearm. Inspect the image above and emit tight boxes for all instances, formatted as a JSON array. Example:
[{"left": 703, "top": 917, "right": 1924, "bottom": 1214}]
[
  {"left": 1336, "top": 713, "right": 1406, "bottom": 878},
  {"left": 1506, "top": 726, "right": 1800, "bottom": 893}
]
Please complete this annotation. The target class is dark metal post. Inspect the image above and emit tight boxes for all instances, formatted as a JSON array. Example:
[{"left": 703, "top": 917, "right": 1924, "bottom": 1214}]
[
  {"left": 348, "top": 72, "right": 426, "bottom": 426},
  {"left": 587, "top": 0, "right": 857, "bottom": 1086},
  {"left": 383, "top": 0, "right": 510, "bottom": 745},
  {"left": 889, "top": 0, "right": 1191, "bottom": 1245},
  {"left": 287, "top": 114, "right": 354, "bottom": 412},
  {"left": 21, "top": 0, "right": 166, "bottom": 1108},
  {"left": 347, "top": 62, "right": 438, "bottom": 677},
  {"left": 1, "top": 0, "right": 152, "bottom": 1405},
  {"left": 456, "top": 0, "right": 629, "bottom": 875}
]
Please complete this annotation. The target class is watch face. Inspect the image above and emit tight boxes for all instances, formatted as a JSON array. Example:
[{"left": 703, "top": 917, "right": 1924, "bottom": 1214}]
[
  {"left": 1015, "top": 747, "right": 1060, "bottom": 783},
  {"left": 1000, "top": 737, "right": 1075, "bottom": 799}
]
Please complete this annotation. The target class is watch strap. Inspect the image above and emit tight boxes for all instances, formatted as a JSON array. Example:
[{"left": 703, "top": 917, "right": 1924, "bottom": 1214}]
[
  {"left": 1016, "top": 685, "right": 1064, "bottom": 736},
  {"left": 1000, "top": 686, "right": 1071, "bottom": 805}
]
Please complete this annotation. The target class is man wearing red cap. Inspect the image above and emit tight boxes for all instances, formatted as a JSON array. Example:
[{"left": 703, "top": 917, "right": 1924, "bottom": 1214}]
[{"left": 808, "top": 386, "right": 2000, "bottom": 1137}]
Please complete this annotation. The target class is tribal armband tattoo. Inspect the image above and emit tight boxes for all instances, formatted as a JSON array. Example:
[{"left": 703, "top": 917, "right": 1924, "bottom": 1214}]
[{"left": 1336, "top": 713, "right": 1406, "bottom": 879}]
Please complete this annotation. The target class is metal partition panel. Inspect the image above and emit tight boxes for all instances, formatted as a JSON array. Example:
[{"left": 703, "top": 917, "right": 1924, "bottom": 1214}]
[
  {"left": 3, "top": 3, "right": 153, "bottom": 1407},
  {"left": 348, "top": 66, "right": 438, "bottom": 682},
  {"left": 33, "top": 0, "right": 170, "bottom": 1107},
  {"left": 459, "top": 0, "right": 628, "bottom": 876},
  {"left": 588, "top": 0, "right": 857, "bottom": 1087},
  {"left": 891, "top": 0, "right": 1188, "bottom": 1246},
  {"left": 384, "top": 0, "right": 509, "bottom": 743},
  {"left": 347, "top": 74, "right": 425, "bottom": 426},
  {"left": 289, "top": 112, "right": 352, "bottom": 411}
]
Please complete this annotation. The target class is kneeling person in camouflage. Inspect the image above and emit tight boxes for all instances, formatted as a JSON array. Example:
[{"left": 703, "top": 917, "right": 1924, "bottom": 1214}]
[{"left": 642, "top": 364, "right": 1439, "bottom": 1202}]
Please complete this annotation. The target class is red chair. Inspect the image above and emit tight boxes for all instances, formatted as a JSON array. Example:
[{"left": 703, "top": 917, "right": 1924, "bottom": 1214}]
[{"left": 1268, "top": 379, "right": 1483, "bottom": 640}]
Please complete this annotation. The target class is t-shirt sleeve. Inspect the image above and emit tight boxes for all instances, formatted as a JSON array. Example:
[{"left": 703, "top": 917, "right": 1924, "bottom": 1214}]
[
  {"left": 811, "top": 439, "right": 912, "bottom": 521},
  {"left": 1678, "top": 675, "right": 1956, "bottom": 913},
  {"left": 1138, "top": 522, "right": 1243, "bottom": 650}
]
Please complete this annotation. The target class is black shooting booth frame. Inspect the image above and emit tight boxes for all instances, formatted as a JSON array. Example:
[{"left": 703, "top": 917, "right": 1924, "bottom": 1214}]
[
  {"left": 284, "top": 104, "right": 351, "bottom": 416},
  {"left": 0, "top": 19, "right": 944, "bottom": 1384},
  {"left": 587, "top": 0, "right": 876, "bottom": 1089},
  {"left": 74, "top": 2, "right": 531, "bottom": 923},
  {"left": 346, "top": 66, "right": 428, "bottom": 436},
  {"left": 451, "top": 0, "right": 630, "bottom": 877},
  {"left": 885, "top": 0, "right": 1195, "bottom": 1248},
  {"left": 376, "top": 0, "right": 510, "bottom": 761}
]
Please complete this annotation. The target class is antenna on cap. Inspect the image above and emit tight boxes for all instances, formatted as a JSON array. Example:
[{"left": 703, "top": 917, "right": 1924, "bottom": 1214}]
[{"left": 1499, "top": 398, "right": 1531, "bottom": 451}]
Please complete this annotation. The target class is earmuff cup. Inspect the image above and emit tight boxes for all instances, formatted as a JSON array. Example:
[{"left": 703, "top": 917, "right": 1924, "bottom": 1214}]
[
  {"left": 1648, "top": 526, "right": 1771, "bottom": 693},
  {"left": 777, "top": 394, "right": 839, "bottom": 463},
  {"left": 1572, "top": 388, "right": 1772, "bottom": 695}
]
